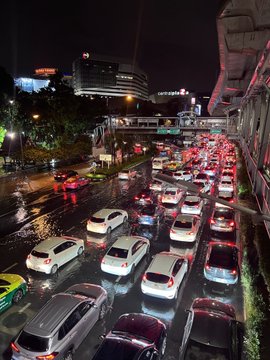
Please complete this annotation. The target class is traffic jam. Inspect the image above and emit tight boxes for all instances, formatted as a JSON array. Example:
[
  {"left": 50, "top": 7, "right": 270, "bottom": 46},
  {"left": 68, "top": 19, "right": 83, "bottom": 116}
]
[{"left": 1, "top": 133, "right": 243, "bottom": 360}]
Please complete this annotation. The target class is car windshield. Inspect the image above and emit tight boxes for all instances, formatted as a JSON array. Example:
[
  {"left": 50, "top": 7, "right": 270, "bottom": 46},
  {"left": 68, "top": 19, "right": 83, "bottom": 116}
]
[
  {"left": 174, "top": 220, "right": 192, "bottom": 229},
  {"left": 90, "top": 216, "right": 105, "bottom": 223},
  {"left": 184, "top": 339, "right": 230, "bottom": 360},
  {"left": 145, "top": 272, "right": 170, "bottom": 283},
  {"left": 17, "top": 331, "right": 49, "bottom": 352},
  {"left": 107, "top": 247, "right": 128, "bottom": 259},
  {"left": 31, "top": 250, "right": 49, "bottom": 258},
  {"left": 196, "top": 174, "right": 207, "bottom": 179},
  {"left": 209, "top": 246, "right": 236, "bottom": 269}
]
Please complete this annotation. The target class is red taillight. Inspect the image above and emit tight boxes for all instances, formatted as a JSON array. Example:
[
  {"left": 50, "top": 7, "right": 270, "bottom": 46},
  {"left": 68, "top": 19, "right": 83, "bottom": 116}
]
[
  {"left": 187, "top": 231, "right": 194, "bottom": 235},
  {"left": 121, "top": 262, "right": 128, "bottom": 268},
  {"left": 27, "top": 255, "right": 31, "bottom": 259},
  {"left": 170, "top": 229, "right": 176, "bottom": 233},
  {"left": 205, "top": 264, "right": 210, "bottom": 270},
  {"left": 230, "top": 269, "right": 237, "bottom": 275},
  {"left": 229, "top": 221, "right": 235, "bottom": 227},
  {"left": 44, "top": 258, "right": 52, "bottom": 265},
  {"left": 101, "top": 258, "right": 105, "bottom": 264},
  {"left": 87, "top": 219, "right": 91, "bottom": 224},
  {"left": 210, "top": 219, "right": 215, "bottom": 224},
  {"left": 167, "top": 277, "right": 174, "bottom": 288},
  {"left": 11, "top": 342, "right": 19, "bottom": 353},
  {"left": 145, "top": 197, "right": 151, "bottom": 201},
  {"left": 36, "top": 353, "right": 59, "bottom": 360},
  {"left": 134, "top": 196, "right": 139, "bottom": 200},
  {"left": 142, "top": 274, "right": 147, "bottom": 282}
]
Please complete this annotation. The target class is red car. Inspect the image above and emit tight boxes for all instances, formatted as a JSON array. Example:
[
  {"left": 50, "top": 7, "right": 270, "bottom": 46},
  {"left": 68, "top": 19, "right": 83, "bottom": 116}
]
[{"left": 63, "top": 176, "right": 90, "bottom": 190}]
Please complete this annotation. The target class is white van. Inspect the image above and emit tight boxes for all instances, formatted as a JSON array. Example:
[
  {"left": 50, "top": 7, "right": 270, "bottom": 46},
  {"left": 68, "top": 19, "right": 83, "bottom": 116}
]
[{"left": 152, "top": 157, "right": 170, "bottom": 170}]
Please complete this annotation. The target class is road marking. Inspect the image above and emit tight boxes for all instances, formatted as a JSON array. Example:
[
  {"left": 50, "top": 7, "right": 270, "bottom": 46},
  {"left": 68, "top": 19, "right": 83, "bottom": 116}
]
[
  {"left": 115, "top": 276, "right": 121, "bottom": 283},
  {"left": 3, "top": 262, "right": 18, "bottom": 272},
  {"left": 66, "top": 226, "right": 75, "bottom": 232},
  {"left": 18, "top": 302, "right": 31, "bottom": 313}
]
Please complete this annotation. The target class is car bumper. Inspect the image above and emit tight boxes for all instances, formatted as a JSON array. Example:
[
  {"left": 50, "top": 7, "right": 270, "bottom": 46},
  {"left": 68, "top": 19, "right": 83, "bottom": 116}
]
[
  {"left": 141, "top": 283, "right": 176, "bottom": 299},
  {"left": 101, "top": 264, "right": 130, "bottom": 276},
  {"left": 26, "top": 260, "right": 51, "bottom": 274},
  {"left": 210, "top": 225, "right": 234, "bottom": 232},
  {"left": 170, "top": 232, "right": 196, "bottom": 242},
  {"left": 87, "top": 225, "right": 107, "bottom": 234},
  {"left": 204, "top": 270, "right": 238, "bottom": 284}
]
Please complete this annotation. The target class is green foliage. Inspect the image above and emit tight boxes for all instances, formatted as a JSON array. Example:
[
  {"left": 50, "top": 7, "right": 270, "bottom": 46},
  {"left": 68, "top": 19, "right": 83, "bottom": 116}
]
[{"left": 241, "top": 252, "right": 266, "bottom": 360}]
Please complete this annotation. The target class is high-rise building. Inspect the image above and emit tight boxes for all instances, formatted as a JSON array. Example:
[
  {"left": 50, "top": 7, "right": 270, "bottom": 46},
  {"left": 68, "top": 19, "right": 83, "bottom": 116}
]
[{"left": 73, "top": 52, "right": 148, "bottom": 100}]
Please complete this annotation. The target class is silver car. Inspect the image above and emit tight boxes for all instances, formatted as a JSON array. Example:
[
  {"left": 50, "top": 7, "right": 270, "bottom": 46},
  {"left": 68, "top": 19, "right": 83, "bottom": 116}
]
[{"left": 11, "top": 283, "right": 108, "bottom": 360}]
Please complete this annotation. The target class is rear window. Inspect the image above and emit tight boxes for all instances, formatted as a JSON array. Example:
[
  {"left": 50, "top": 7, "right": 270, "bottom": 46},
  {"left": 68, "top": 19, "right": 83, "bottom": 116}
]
[
  {"left": 209, "top": 247, "right": 236, "bottom": 269},
  {"left": 221, "top": 181, "right": 232, "bottom": 185},
  {"left": 165, "top": 190, "right": 176, "bottom": 195},
  {"left": 196, "top": 174, "right": 207, "bottom": 179},
  {"left": 174, "top": 220, "right": 192, "bottom": 229},
  {"left": 214, "top": 211, "right": 234, "bottom": 219},
  {"left": 90, "top": 216, "right": 105, "bottom": 223},
  {"left": 184, "top": 200, "right": 200, "bottom": 206},
  {"left": 141, "top": 207, "right": 155, "bottom": 216},
  {"left": 31, "top": 250, "right": 49, "bottom": 259},
  {"left": 17, "top": 331, "right": 49, "bottom": 352},
  {"left": 145, "top": 272, "right": 170, "bottom": 283},
  {"left": 107, "top": 247, "right": 128, "bottom": 259},
  {"left": 0, "top": 279, "right": 10, "bottom": 286}
]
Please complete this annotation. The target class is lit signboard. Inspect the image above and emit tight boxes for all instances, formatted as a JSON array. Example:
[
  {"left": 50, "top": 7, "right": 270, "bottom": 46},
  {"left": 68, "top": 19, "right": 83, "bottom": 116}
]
[
  {"left": 157, "top": 89, "right": 189, "bottom": 96},
  {"left": 35, "top": 68, "right": 57, "bottom": 75}
]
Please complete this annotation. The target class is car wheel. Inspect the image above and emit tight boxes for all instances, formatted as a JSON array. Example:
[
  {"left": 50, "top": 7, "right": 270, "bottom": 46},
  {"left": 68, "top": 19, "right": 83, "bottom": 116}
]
[
  {"left": 64, "top": 350, "right": 73, "bottom": 360},
  {"left": 77, "top": 246, "right": 84, "bottom": 256},
  {"left": 12, "top": 289, "right": 23, "bottom": 304},
  {"left": 99, "top": 302, "right": 107, "bottom": 320},
  {"left": 106, "top": 227, "right": 111, "bottom": 234},
  {"left": 160, "top": 336, "right": 167, "bottom": 358},
  {"left": 50, "top": 264, "right": 58, "bottom": 275}
]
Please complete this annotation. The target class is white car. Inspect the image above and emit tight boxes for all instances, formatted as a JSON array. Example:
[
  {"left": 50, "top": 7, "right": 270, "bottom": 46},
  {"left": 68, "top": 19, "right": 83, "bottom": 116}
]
[
  {"left": 161, "top": 187, "right": 182, "bottom": 204},
  {"left": 101, "top": 236, "right": 150, "bottom": 276},
  {"left": 26, "top": 236, "right": 84, "bottom": 275},
  {"left": 215, "top": 191, "right": 234, "bottom": 208},
  {"left": 118, "top": 168, "right": 137, "bottom": 180},
  {"left": 87, "top": 209, "right": 128, "bottom": 234},
  {"left": 193, "top": 173, "right": 209, "bottom": 185},
  {"left": 170, "top": 214, "right": 201, "bottom": 242},
  {"left": 218, "top": 176, "right": 234, "bottom": 192},
  {"left": 141, "top": 252, "right": 188, "bottom": 299},
  {"left": 181, "top": 195, "right": 204, "bottom": 215},
  {"left": 149, "top": 179, "right": 166, "bottom": 192},
  {"left": 172, "top": 170, "right": 193, "bottom": 182}
]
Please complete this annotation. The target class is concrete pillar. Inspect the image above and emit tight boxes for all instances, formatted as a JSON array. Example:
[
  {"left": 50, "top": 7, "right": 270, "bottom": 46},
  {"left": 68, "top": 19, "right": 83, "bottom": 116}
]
[
  {"left": 249, "top": 96, "right": 262, "bottom": 153},
  {"left": 257, "top": 92, "right": 270, "bottom": 170}
]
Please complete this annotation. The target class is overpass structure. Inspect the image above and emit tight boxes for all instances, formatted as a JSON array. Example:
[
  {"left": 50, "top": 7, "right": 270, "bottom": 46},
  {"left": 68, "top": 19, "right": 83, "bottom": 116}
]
[{"left": 208, "top": 0, "right": 270, "bottom": 236}]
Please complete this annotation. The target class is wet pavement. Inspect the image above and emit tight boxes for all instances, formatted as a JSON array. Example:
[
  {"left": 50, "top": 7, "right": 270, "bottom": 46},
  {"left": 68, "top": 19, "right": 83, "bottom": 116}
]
[{"left": 0, "top": 161, "right": 244, "bottom": 359}]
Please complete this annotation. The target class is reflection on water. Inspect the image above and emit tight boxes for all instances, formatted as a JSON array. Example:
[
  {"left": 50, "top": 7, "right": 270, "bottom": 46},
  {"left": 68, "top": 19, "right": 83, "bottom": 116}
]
[
  {"left": 141, "top": 294, "right": 182, "bottom": 328},
  {"left": 170, "top": 242, "right": 197, "bottom": 264},
  {"left": 163, "top": 204, "right": 180, "bottom": 219},
  {"left": 100, "top": 257, "right": 147, "bottom": 297},
  {"left": 202, "top": 282, "right": 237, "bottom": 305},
  {"left": 27, "top": 257, "right": 83, "bottom": 299}
]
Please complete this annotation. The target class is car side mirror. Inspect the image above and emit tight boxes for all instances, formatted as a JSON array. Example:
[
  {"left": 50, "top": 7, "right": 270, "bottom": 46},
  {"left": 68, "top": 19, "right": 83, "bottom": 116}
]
[
  {"left": 93, "top": 303, "right": 98, "bottom": 309},
  {"left": 98, "top": 334, "right": 106, "bottom": 340}
]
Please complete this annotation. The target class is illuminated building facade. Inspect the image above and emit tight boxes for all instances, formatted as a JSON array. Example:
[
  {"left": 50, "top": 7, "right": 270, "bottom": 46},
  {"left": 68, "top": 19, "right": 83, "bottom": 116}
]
[{"left": 73, "top": 53, "right": 149, "bottom": 100}]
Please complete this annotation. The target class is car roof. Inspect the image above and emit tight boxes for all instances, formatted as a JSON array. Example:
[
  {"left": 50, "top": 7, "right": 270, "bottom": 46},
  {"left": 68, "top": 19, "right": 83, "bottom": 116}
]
[
  {"left": 109, "top": 236, "right": 147, "bottom": 250},
  {"left": 175, "top": 214, "right": 196, "bottom": 222},
  {"left": 184, "top": 195, "right": 200, "bottom": 201},
  {"left": 93, "top": 209, "right": 123, "bottom": 218},
  {"left": 190, "top": 310, "right": 231, "bottom": 349},
  {"left": 147, "top": 252, "right": 181, "bottom": 274},
  {"left": 112, "top": 313, "right": 165, "bottom": 344},
  {"left": 23, "top": 293, "right": 85, "bottom": 337},
  {"left": 165, "top": 187, "right": 178, "bottom": 192},
  {"left": 32, "top": 237, "right": 72, "bottom": 252}
]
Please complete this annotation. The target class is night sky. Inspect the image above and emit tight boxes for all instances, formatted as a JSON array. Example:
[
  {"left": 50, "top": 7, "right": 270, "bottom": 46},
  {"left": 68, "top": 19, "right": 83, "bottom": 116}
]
[{"left": 1, "top": 0, "right": 222, "bottom": 94}]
